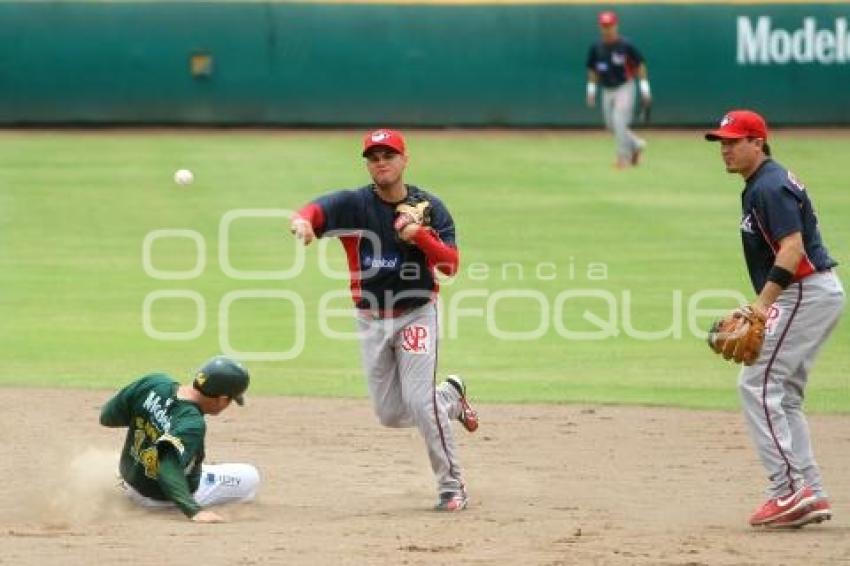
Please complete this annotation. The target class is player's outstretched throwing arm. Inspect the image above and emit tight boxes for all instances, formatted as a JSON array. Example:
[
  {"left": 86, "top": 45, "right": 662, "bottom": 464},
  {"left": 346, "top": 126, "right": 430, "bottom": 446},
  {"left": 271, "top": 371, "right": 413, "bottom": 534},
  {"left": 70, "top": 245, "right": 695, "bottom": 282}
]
[
  {"left": 290, "top": 190, "right": 360, "bottom": 246},
  {"left": 291, "top": 189, "right": 459, "bottom": 277}
]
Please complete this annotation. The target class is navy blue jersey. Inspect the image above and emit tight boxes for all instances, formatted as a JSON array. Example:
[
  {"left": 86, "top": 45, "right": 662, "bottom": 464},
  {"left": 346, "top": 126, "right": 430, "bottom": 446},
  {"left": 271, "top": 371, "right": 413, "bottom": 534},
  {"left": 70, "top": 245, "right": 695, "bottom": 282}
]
[
  {"left": 740, "top": 159, "right": 837, "bottom": 293},
  {"left": 311, "top": 185, "right": 456, "bottom": 310},
  {"left": 586, "top": 38, "right": 644, "bottom": 88}
]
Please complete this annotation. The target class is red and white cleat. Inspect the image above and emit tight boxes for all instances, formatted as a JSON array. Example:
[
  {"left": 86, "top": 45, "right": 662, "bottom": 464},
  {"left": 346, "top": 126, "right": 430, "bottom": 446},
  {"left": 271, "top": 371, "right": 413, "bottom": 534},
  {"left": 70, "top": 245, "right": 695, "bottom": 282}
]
[
  {"left": 766, "top": 497, "right": 832, "bottom": 529},
  {"left": 434, "top": 490, "right": 468, "bottom": 512},
  {"left": 749, "top": 485, "right": 817, "bottom": 527},
  {"left": 445, "top": 375, "right": 478, "bottom": 433}
]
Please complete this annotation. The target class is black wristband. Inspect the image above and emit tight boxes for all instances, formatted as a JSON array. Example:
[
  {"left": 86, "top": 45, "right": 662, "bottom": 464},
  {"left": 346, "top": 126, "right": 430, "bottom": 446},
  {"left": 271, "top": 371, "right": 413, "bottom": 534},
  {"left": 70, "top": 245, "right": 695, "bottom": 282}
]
[{"left": 767, "top": 265, "right": 794, "bottom": 289}]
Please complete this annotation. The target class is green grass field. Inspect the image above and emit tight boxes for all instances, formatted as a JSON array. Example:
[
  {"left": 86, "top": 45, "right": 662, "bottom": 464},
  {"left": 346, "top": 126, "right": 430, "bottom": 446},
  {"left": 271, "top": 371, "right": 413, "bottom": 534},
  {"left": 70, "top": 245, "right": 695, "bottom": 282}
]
[{"left": 1, "top": 129, "right": 848, "bottom": 411}]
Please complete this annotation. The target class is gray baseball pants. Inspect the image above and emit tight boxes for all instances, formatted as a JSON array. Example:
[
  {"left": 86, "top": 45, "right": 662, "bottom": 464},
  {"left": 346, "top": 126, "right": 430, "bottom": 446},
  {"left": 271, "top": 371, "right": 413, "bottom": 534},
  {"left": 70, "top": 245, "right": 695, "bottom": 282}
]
[
  {"left": 356, "top": 302, "right": 465, "bottom": 495},
  {"left": 738, "top": 271, "right": 845, "bottom": 499},
  {"left": 602, "top": 80, "right": 644, "bottom": 163}
]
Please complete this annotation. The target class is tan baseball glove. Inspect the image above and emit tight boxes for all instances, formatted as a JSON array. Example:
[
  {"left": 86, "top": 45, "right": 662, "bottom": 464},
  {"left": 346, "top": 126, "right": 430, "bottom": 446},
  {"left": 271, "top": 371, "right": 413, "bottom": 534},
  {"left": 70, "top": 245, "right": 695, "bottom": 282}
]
[
  {"left": 707, "top": 305, "right": 767, "bottom": 366},
  {"left": 393, "top": 196, "right": 432, "bottom": 232}
]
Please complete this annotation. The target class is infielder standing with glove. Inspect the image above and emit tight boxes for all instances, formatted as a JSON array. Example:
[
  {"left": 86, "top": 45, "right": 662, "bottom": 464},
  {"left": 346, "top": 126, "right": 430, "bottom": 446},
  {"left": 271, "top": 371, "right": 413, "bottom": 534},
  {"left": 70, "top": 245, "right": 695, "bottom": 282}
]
[
  {"left": 100, "top": 356, "right": 260, "bottom": 522},
  {"left": 586, "top": 10, "right": 651, "bottom": 168},
  {"left": 705, "top": 110, "right": 844, "bottom": 528},
  {"left": 290, "top": 129, "right": 478, "bottom": 512}
]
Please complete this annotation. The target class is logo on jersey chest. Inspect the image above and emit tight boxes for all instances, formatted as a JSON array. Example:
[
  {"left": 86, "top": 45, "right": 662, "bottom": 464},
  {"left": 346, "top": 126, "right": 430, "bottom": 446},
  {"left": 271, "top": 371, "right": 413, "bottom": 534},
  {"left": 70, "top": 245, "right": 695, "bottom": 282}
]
[
  {"left": 363, "top": 254, "right": 400, "bottom": 270},
  {"left": 401, "top": 324, "right": 430, "bottom": 355},
  {"left": 142, "top": 391, "right": 173, "bottom": 433},
  {"left": 740, "top": 213, "right": 755, "bottom": 234},
  {"left": 611, "top": 52, "right": 626, "bottom": 66}
]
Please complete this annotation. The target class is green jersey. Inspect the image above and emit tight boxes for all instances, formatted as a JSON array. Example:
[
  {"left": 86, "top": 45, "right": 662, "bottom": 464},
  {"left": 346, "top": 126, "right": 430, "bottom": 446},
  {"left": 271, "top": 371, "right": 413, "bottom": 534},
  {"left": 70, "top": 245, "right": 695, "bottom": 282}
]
[{"left": 100, "top": 373, "right": 206, "bottom": 501}]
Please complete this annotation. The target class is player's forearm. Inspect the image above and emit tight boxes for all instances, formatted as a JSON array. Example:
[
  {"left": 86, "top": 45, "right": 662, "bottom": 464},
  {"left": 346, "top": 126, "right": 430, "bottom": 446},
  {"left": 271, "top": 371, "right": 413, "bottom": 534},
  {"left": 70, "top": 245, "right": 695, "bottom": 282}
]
[
  {"left": 157, "top": 451, "right": 202, "bottom": 518},
  {"left": 586, "top": 71, "right": 598, "bottom": 101},
  {"left": 754, "top": 281, "right": 783, "bottom": 315},
  {"left": 773, "top": 234, "right": 804, "bottom": 274},
  {"left": 295, "top": 203, "right": 325, "bottom": 232},
  {"left": 754, "top": 236, "right": 804, "bottom": 313},
  {"left": 411, "top": 229, "right": 459, "bottom": 276},
  {"left": 636, "top": 64, "right": 651, "bottom": 101}
]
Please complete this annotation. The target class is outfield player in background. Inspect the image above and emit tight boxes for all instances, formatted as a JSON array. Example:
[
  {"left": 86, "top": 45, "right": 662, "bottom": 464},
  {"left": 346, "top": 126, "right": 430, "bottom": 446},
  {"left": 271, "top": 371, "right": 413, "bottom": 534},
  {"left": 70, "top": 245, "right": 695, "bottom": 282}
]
[
  {"left": 705, "top": 110, "right": 844, "bottom": 528},
  {"left": 100, "top": 355, "right": 260, "bottom": 523},
  {"left": 290, "top": 129, "right": 478, "bottom": 512},
  {"left": 586, "top": 10, "right": 651, "bottom": 168}
]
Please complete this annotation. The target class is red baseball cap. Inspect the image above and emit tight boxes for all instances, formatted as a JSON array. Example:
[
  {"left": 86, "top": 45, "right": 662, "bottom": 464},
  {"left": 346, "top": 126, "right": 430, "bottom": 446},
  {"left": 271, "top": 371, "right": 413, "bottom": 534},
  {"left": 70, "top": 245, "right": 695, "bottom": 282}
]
[
  {"left": 705, "top": 110, "right": 769, "bottom": 141},
  {"left": 598, "top": 11, "right": 618, "bottom": 26},
  {"left": 362, "top": 128, "right": 406, "bottom": 156}
]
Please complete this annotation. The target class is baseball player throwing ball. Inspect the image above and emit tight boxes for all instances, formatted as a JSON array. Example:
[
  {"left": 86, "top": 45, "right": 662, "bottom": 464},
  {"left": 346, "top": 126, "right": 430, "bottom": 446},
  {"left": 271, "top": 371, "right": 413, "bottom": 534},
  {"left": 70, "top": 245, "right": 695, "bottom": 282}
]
[
  {"left": 100, "top": 356, "right": 260, "bottom": 522},
  {"left": 705, "top": 110, "right": 844, "bottom": 528},
  {"left": 290, "top": 129, "right": 478, "bottom": 512}
]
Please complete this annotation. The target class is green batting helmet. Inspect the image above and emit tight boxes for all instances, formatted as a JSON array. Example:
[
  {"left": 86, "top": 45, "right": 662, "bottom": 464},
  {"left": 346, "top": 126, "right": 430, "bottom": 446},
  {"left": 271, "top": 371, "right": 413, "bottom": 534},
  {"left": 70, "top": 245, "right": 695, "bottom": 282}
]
[{"left": 193, "top": 355, "right": 250, "bottom": 405}]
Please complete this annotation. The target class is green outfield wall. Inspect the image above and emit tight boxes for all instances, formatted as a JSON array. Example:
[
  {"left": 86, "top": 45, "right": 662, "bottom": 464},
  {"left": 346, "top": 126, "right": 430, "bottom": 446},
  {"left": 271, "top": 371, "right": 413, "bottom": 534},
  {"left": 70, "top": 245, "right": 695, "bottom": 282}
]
[{"left": 1, "top": 2, "right": 848, "bottom": 126}]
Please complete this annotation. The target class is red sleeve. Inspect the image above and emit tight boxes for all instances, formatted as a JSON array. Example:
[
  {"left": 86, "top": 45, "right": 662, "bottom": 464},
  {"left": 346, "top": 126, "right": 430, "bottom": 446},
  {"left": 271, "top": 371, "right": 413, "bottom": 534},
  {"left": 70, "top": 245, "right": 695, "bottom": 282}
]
[
  {"left": 412, "top": 228, "right": 459, "bottom": 276},
  {"left": 296, "top": 203, "right": 325, "bottom": 232}
]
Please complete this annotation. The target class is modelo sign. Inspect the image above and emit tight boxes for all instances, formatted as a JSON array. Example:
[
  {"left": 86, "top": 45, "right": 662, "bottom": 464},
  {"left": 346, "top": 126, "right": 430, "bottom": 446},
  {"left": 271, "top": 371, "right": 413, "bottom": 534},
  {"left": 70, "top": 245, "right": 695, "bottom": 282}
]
[{"left": 737, "top": 16, "right": 850, "bottom": 64}]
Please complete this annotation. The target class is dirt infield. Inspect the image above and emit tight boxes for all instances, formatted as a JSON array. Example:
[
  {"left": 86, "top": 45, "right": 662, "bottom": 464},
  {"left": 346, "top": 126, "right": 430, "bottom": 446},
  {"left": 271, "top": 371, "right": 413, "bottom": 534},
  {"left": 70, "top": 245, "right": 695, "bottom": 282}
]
[{"left": 2, "top": 389, "right": 849, "bottom": 565}]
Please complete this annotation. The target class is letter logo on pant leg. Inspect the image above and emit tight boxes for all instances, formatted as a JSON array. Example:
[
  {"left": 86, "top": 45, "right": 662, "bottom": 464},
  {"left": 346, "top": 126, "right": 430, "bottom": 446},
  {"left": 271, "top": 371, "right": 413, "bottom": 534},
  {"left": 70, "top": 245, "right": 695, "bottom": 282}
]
[
  {"left": 766, "top": 305, "right": 783, "bottom": 336},
  {"left": 402, "top": 325, "right": 430, "bottom": 354}
]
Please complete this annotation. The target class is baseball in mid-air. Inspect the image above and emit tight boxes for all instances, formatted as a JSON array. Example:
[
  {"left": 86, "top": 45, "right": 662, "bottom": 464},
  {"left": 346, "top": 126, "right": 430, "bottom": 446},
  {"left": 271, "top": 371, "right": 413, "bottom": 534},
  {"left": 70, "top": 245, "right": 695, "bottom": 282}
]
[{"left": 173, "top": 169, "right": 194, "bottom": 186}]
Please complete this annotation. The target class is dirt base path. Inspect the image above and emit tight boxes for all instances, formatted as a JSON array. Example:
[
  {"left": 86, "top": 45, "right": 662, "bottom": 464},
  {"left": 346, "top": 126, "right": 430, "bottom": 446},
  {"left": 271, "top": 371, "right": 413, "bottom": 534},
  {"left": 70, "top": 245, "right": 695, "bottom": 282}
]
[{"left": 2, "top": 389, "right": 849, "bottom": 565}]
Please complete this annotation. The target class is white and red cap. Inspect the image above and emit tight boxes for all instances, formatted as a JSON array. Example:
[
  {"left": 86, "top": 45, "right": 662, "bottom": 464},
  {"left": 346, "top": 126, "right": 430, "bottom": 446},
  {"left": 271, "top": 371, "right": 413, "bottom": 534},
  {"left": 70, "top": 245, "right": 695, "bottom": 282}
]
[
  {"left": 598, "top": 11, "right": 618, "bottom": 26},
  {"left": 705, "top": 110, "right": 769, "bottom": 141},
  {"left": 362, "top": 128, "right": 406, "bottom": 156}
]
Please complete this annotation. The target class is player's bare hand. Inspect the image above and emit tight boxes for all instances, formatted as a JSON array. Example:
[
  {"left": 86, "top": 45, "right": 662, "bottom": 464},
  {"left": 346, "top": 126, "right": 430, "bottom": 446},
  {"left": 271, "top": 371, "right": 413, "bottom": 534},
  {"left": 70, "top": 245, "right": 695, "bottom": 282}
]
[
  {"left": 586, "top": 95, "right": 596, "bottom": 108},
  {"left": 191, "top": 510, "right": 225, "bottom": 523},
  {"left": 750, "top": 300, "right": 770, "bottom": 320},
  {"left": 290, "top": 218, "right": 315, "bottom": 246},
  {"left": 641, "top": 94, "right": 652, "bottom": 107},
  {"left": 398, "top": 223, "right": 421, "bottom": 243}
]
